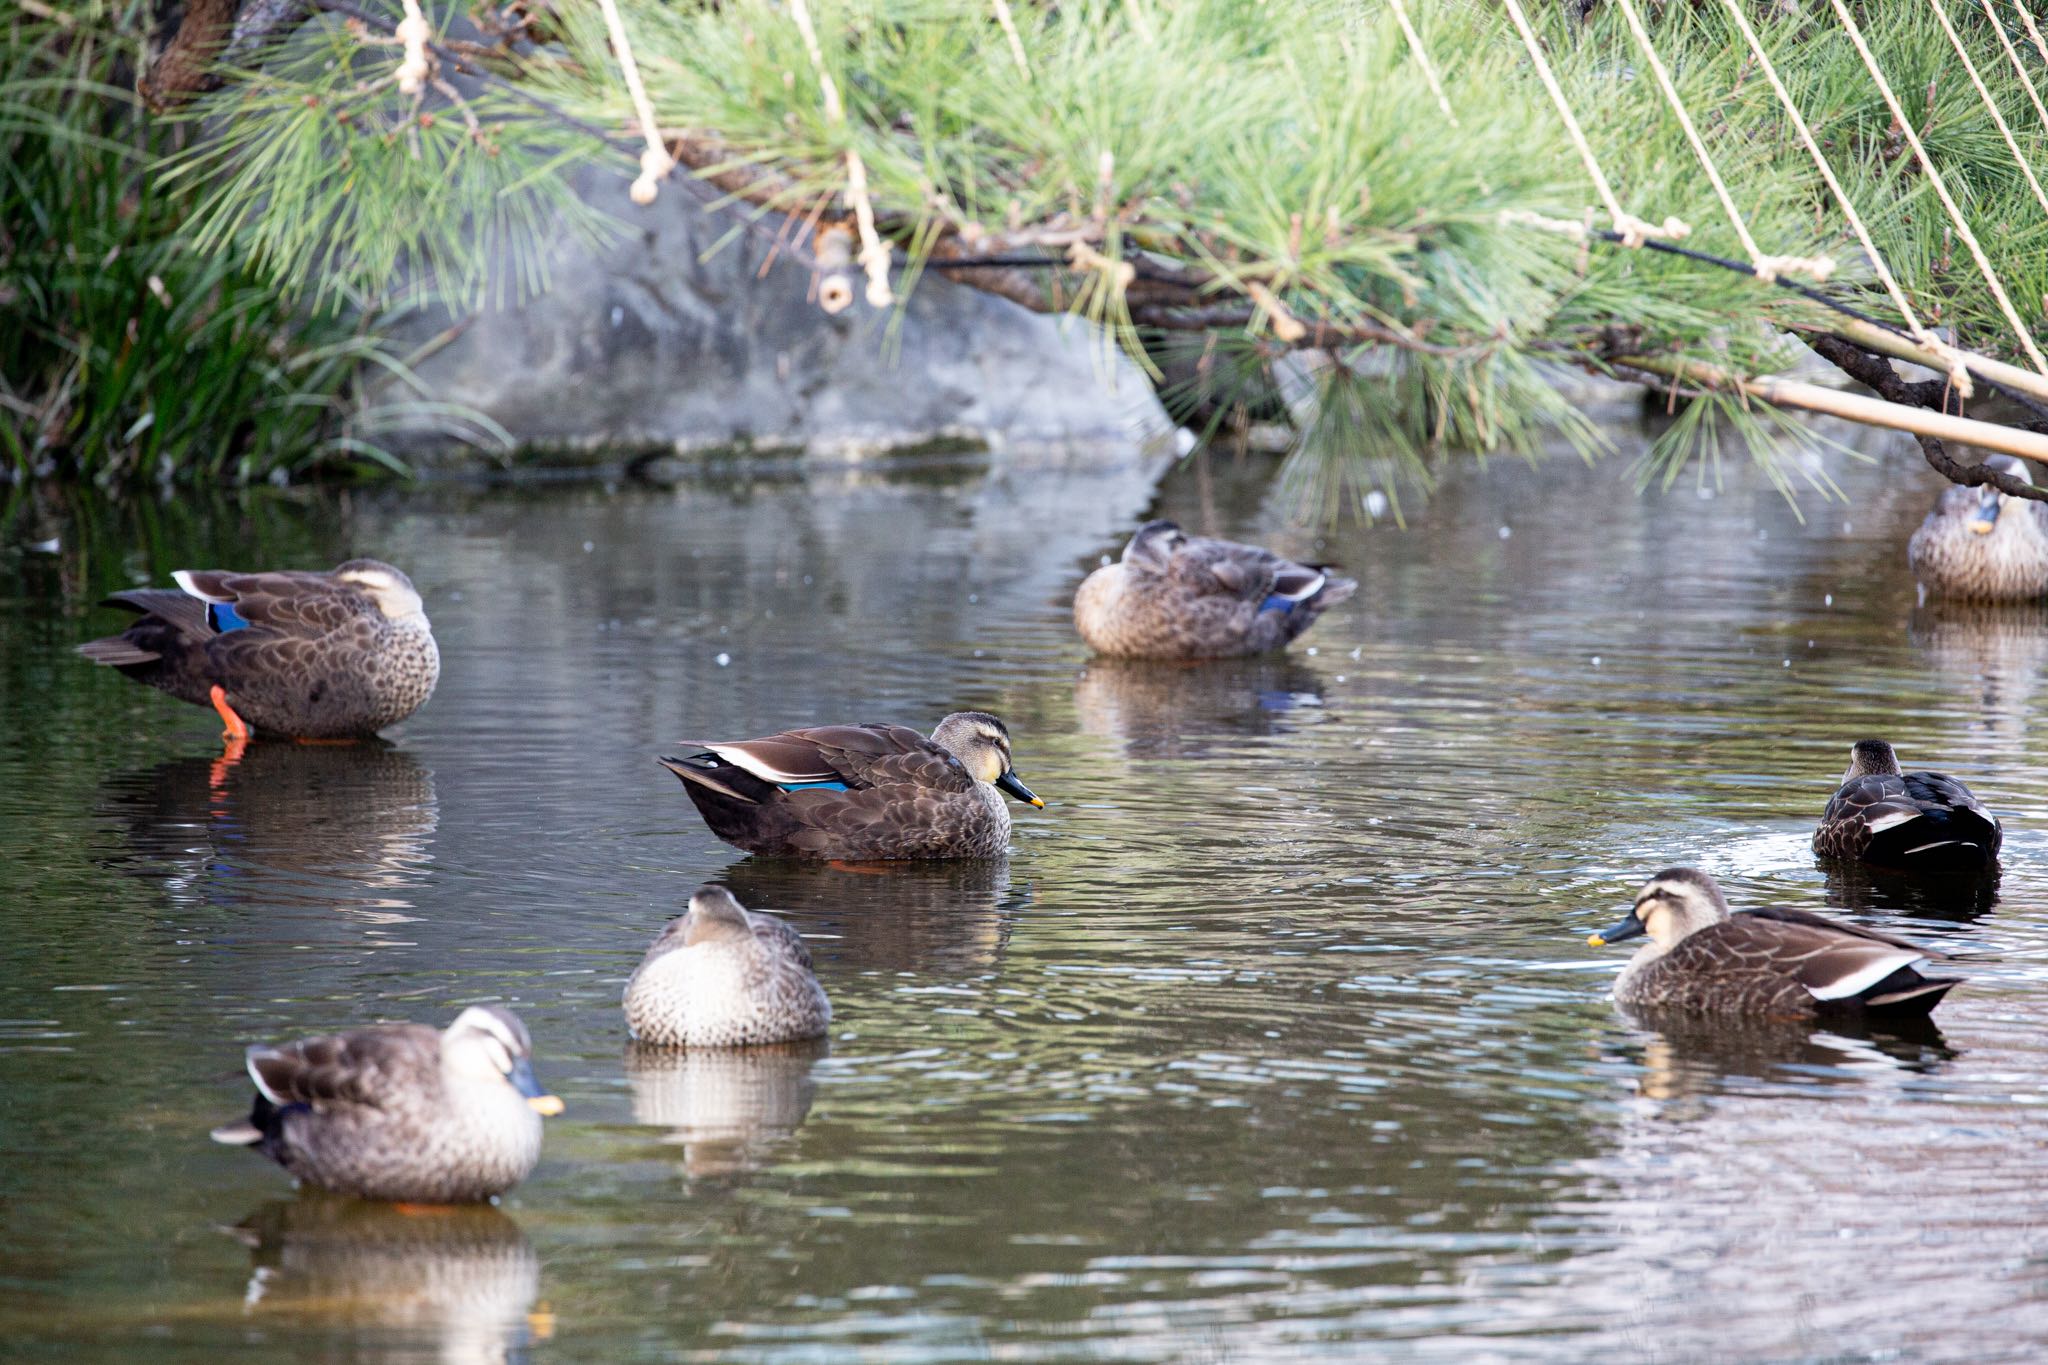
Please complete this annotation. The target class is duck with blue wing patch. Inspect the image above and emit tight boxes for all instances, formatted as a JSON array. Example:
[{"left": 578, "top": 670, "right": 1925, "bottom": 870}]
[
  {"left": 659, "top": 711, "right": 1042, "bottom": 860},
  {"left": 77, "top": 558, "right": 439, "bottom": 741},
  {"left": 1813, "top": 739, "right": 2002, "bottom": 875},
  {"left": 1074, "top": 520, "right": 1357, "bottom": 660}
]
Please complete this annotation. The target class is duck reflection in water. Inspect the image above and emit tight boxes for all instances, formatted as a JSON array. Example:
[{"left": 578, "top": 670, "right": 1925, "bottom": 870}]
[
  {"left": 222, "top": 1194, "right": 550, "bottom": 1364},
  {"left": 96, "top": 740, "right": 437, "bottom": 917},
  {"left": 625, "top": 1038, "right": 827, "bottom": 1179},
  {"left": 1908, "top": 597, "right": 2048, "bottom": 745},
  {"left": 1609, "top": 1009, "right": 1955, "bottom": 1105},
  {"left": 1820, "top": 859, "right": 1999, "bottom": 924},
  {"left": 716, "top": 856, "right": 1028, "bottom": 975},
  {"left": 1073, "top": 655, "right": 1326, "bottom": 761}
]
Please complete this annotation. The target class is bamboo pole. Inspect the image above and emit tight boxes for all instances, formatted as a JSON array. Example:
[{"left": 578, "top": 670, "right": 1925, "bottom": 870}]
[
  {"left": 1795, "top": 318, "right": 2048, "bottom": 407},
  {"left": 1616, "top": 353, "right": 2048, "bottom": 466}
]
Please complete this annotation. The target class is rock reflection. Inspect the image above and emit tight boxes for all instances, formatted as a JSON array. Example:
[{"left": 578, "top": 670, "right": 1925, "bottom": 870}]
[
  {"left": 1073, "top": 655, "right": 1325, "bottom": 760},
  {"left": 717, "top": 857, "right": 1027, "bottom": 974},
  {"left": 1908, "top": 598, "right": 2048, "bottom": 740},
  {"left": 223, "top": 1195, "right": 547, "bottom": 1363},
  {"left": 1612, "top": 1008, "right": 1953, "bottom": 1103},
  {"left": 1819, "top": 860, "right": 1999, "bottom": 924},
  {"left": 97, "top": 741, "right": 437, "bottom": 918},
  {"left": 624, "top": 1039, "right": 826, "bottom": 1178}
]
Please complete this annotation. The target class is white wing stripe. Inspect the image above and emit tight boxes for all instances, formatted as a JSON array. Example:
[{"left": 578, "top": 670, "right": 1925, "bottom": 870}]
[
  {"left": 708, "top": 745, "right": 837, "bottom": 785},
  {"left": 1807, "top": 951, "right": 1923, "bottom": 1001},
  {"left": 1863, "top": 809, "right": 1922, "bottom": 833},
  {"left": 172, "top": 569, "right": 233, "bottom": 604}
]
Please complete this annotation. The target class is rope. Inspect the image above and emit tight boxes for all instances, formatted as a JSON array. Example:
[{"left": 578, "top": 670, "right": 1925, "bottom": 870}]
[
  {"left": 1387, "top": 0, "right": 1456, "bottom": 127},
  {"left": 789, "top": 0, "right": 894, "bottom": 307},
  {"left": 1931, "top": 0, "right": 2048, "bottom": 221},
  {"left": 1980, "top": 1, "right": 2048, "bottom": 136},
  {"left": 394, "top": 0, "right": 430, "bottom": 95},
  {"left": 1500, "top": 0, "right": 1689, "bottom": 246},
  {"left": 1716, "top": 0, "right": 1975, "bottom": 395},
  {"left": 2018, "top": 2, "right": 2048, "bottom": 78},
  {"left": 990, "top": 0, "right": 1031, "bottom": 80},
  {"left": 1827, "top": 0, "right": 2048, "bottom": 373},
  {"left": 1612, "top": 0, "right": 1832, "bottom": 283},
  {"left": 594, "top": 0, "right": 675, "bottom": 204}
]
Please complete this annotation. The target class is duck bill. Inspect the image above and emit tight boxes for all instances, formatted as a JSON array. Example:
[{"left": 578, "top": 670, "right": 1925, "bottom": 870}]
[
  {"left": 510, "top": 1057, "right": 565, "bottom": 1116},
  {"left": 1970, "top": 491, "right": 2001, "bottom": 535},
  {"left": 1587, "top": 910, "right": 1646, "bottom": 948},
  {"left": 995, "top": 771, "right": 1044, "bottom": 808}
]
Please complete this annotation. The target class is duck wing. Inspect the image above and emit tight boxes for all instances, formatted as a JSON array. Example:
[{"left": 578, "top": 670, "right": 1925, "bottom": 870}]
[
  {"left": 704, "top": 724, "right": 975, "bottom": 795},
  {"left": 1171, "top": 537, "right": 1286, "bottom": 604},
  {"left": 1683, "top": 910, "right": 1953, "bottom": 1010},
  {"left": 175, "top": 569, "right": 373, "bottom": 638},
  {"left": 244, "top": 1024, "right": 441, "bottom": 1114}
]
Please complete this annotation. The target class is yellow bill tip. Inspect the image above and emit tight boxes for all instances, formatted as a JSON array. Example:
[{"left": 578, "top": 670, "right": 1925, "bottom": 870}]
[
  {"left": 1586, "top": 933, "right": 1608, "bottom": 947},
  {"left": 1028, "top": 796, "right": 1046, "bottom": 808},
  {"left": 1970, "top": 520, "right": 1996, "bottom": 535},
  {"left": 528, "top": 1095, "right": 565, "bottom": 1117}
]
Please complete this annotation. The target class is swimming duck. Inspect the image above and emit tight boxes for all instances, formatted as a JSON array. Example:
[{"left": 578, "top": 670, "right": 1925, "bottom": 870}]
[
  {"left": 659, "top": 711, "right": 1041, "bottom": 860},
  {"left": 210, "top": 1005, "right": 563, "bottom": 1204},
  {"left": 1812, "top": 739, "right": 2001, "bottom": 874},
  {"left": 78, "top": 559, "right": 439, "bottom": 741},
  {"left": 623, "top": 885, "right": 832, "bottom": 1047},
  {"left": 1586, "top": 867, "right": 1959, "bottom": 1018},
  {"left": 1907, "top": 456, "right": 2048, "bottom": 601},
  {"left": 1073, "top": 520, "right": 1357, "bottom": 659}
]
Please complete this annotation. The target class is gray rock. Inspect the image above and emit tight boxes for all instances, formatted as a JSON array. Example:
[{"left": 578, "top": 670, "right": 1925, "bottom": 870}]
[{"left": 390, "top": 174, "right": 1169, "bottom": 465}]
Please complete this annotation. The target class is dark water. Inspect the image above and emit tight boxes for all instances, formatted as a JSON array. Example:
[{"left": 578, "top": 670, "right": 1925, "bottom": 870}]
[{"left": 5, "top": 426, "right": 2048, "bottom": 1362}]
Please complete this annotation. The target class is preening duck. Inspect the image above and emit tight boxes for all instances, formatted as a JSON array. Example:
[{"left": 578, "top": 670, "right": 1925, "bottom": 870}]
[
  {"left": 1812, "top": 739, "right": 2001, "bottom": 874},
  {"left": 77, "top": 559, "right": 439, "bottom": 741},
  {"left": 1907, "top": 456, "right": 2048, "bottom": 601},
  {"left": 659, "top": 711, "right": 1041, "bottom": 860},
  {"left": 624, "top": 885, "right": 832, "bottom": 1047},
  {"left": 1586, "top": 868, "right": 1959, "bottom": 1019},
  {"left": 210, "top": 1005, "right": 562, "bottom": 1204},
  {"left": 1073, "top": 520, "right": 1357, "bottom": 659}
]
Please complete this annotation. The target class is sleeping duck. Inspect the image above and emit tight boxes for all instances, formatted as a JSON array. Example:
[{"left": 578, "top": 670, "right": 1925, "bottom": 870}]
[
  {"left": 624, "top": 885, "right": 832, "bottom": 1047},
  {"left": 1812, "top": 739, "right": 2001, "bottom": 874},
  {"left": 660, "top": 711, "right": 1041, "bottom": 860},
  {"left": 1587, "top": 867, "right": 1958, "bottom": 1018},
  {"left": 1074, "top": 520, "right": 1356, "bottom": 659},
  {"left": 78, "top": 559, "right": 438, "bottom": 741}
]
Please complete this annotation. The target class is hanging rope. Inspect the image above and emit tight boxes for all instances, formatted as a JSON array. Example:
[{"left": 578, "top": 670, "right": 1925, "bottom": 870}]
[
  {"left": 1930, "top": 1, "right": 2048, "bottom": 221},
  {"left": 1499, "top": 0, "right": 1689, "bottom": 246},
  {"left": 1979, "top": 1, "right": 2048, "bottom": 136},
  {"left": 1611, "top": 0, "right": 1832, "bottom": 283},
  {"left": 789, "top": 0, "right": 894, "bottom": 308},
  {"left": 593, "top": 0, "right": 674, "bottom": 204},
  {"left": 1827, "top": 0, "right": 2048, "bottom": 373},
  {"left": 1387, "top": 0, "right": 1457, "bottom": 127}
]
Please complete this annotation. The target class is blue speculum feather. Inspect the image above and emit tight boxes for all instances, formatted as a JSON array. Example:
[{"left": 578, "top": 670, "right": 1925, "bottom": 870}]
[
  {"left": 1259, "top": 594, "right": 1295, "bottom": 613},
  {"left": 778, "top": 780, "right": 850, "bottom": 792},
  {"left": 208, "top": 601, "right": 250, "bottom": 633}
]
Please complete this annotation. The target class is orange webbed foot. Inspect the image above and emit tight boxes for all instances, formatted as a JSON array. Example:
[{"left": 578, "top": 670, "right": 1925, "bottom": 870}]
[{"left": 208, "top": 685, "right": 250, "bottom": 744}]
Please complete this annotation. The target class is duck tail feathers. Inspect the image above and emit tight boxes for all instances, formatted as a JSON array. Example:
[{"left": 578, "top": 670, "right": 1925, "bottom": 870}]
[
  {"left": 209, "top": 1119, "right": 263, "bottom": 1146},
  {"left": 658, "top": 754, "right": 760, "bottom": 805},
  {"left": 1865, "top": 976, "right": 1960, "bottom": 1015},
  {"left": 77, "top": 636, "right": 160, "bottom": 667}
]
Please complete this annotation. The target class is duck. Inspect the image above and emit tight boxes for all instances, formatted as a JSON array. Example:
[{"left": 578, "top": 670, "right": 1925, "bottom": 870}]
[
  {"left": 1586, "top": 867, "right": 1959, "bottom": 1018},
  {"left": 1907, "top": 455, "right": 2048, "bottom": 600},
  {"left": 659, "top": 711, "right": 1042, "bottom": 860},
  {"left": 77, "top": 559, "right": 439, "bottom": 742},
  {"left": 1073, "top": 519, "right": 1357, "bottom": 659},
  {"left": 210, "top": 1005, "right": 563, "bottom": 1204},
  {"left": 623, "top": 885, "right": 832, "bottom": 1047},
  {"left": 1812, "top": 739, "right": 2001, "bottom": 874}
]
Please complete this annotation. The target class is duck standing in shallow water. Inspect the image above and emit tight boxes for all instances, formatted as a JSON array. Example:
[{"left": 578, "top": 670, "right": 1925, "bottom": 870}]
[
  {"left": 1074, "top": 520, "right": 1357, "bottom": 659},
  {"left": 1586, "top": 868, "right": 1958, "bottom": 1018},
  {"left": 1908, "top": 456, "right": 2048, "bottom": 600},
  {"left": 624, "top": 886, "right": 832, "bottom": 1046},
  {"left": 210, "top": 1006, "right": 563, "bottom": 1204},
  {"left": 659, "top": 711, "right": 1041, "bottom": 860},
  {"left": 1813, "top": 739, "right": 2001, "bottom": 874},
  {"left": 77, "top": 559, "right": 438, "bottom": 742}
]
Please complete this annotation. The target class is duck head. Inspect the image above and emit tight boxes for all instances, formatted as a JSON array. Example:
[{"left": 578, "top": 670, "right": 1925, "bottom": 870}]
[
  {"left": 1932, "top": 456, "right": 2033, "bottom": 537},
  {"left": 683, "top": 885, "right": 756, "bottom": 947},
  {"left": 1842, "top": 738, "right": 1903, "bottom": 782},
  {"left": 1589, "top": 867, "right": 1731, "bottom": 950},
  {"left": 1123, "top": 520, "right": 1188, "bottom": 573},
  {"left": 444, "top": 1005, "right": 562, "bottom": 1116},
  {"left": 930, "top": 711, "right": 1042, "bottom": 807},
  {"left": 337, "top": 559, "right": 427, "bottom": 623}
]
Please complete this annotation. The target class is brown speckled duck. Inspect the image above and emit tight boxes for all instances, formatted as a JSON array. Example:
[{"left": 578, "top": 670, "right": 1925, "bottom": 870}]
[
  {"left": 210, "top": 1005, "right": 563, "bottom": 1204},
  {"left": 1908, "top": 457, "right": 2048, "bottom": 601},
  {"left": 624, "top": 886, "right": 832, "bottom": 1047},
  {"left": 659, "top": 711, "right": 1041, "bottom": 860},
  {"left": 78, "top": 559, "right": 439, "bottom": 741},
  {"left": 1587, "top": 868, "right": 1959, "bottom": 1019},
  {"left": 1074, "top": 520, "right": 1357, "bottom": 659},
  {"left": 1812, "top": 739, "right": 2001, "bottom": 874}
]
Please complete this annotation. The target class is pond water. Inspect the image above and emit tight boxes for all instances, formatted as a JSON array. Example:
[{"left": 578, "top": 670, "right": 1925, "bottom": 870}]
[{"left": 4, "top": 421, "right": 2047, "bottom": 1362}]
